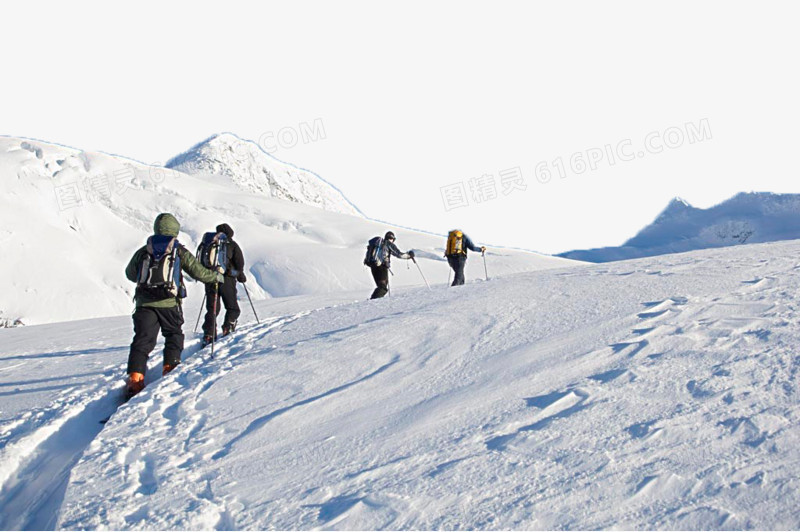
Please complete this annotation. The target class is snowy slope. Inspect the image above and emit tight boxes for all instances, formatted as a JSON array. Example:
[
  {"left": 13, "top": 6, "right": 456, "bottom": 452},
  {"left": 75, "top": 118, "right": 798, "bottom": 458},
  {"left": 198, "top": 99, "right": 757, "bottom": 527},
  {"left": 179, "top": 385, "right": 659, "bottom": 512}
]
[
  {"left": 0, "top": 136, "right": 575, "bottom": 326},
  {"left": 165, "top": 133, "right": 361, "bottom": 216},
  {"left": 1, "top": 241, "right": 798, "bottom": 530},
  {"left": 560, "top": 192, "right": 800, "bottom": 262}
]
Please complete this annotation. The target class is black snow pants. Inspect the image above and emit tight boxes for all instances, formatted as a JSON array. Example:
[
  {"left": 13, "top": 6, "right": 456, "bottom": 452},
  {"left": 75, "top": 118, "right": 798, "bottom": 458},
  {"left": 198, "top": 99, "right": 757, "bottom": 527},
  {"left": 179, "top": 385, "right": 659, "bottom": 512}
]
[
  {"left": 203, "top": 277, "right": 240, "bottom": 337},
  {"left": 370, "top": 265, "right": 390, "bottom": 299},
  {"left": 448, "top": 254, "right": 468, "bottom": 286},
  {"left": 127, "top": 305, "right": 185, "bottom": 375}
]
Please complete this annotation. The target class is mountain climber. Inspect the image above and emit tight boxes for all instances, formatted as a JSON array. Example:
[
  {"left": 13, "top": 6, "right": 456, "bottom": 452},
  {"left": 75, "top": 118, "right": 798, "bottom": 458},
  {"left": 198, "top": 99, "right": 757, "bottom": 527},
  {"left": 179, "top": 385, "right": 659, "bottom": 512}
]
[
  {"left": 201, "top": 223, "right": 247, "bottom": 345},
  {"left": 364, "top": 231, "right": 414, "bottom": 299},
  {"left": 124, "top": 213, "right": 222, "bottom": 398},
  {"left": 445, "top": 229, "right": 486, "bottom": 286}
]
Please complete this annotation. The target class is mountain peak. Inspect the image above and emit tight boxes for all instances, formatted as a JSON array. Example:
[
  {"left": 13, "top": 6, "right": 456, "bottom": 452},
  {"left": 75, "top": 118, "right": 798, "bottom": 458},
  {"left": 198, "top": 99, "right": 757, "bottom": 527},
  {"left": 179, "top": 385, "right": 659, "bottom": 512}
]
[
  {"left": 559, "top": 191, "right": 800, "bottom": 262},
  {"left": 652, "top": 196, "right": 695, "bottom": 224},
  {"left": 664, "top": 196, "right": 693, "bottom": 213},
  {"left": 166, "top": 133, "right": 361, "bottom": 217},
  {"left": 669, "top": 196, "right": 692, "bottom": 208}
]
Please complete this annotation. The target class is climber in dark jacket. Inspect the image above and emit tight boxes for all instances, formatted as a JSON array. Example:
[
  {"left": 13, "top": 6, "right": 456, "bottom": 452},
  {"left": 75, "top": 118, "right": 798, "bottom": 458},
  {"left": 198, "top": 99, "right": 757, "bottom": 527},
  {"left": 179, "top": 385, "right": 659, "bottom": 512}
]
[
  {"left": 202, "top": 223, "right": 247, "bottom": 342},
  {"left": 369, "top": 231, "right": 414, "bottom": 299}
]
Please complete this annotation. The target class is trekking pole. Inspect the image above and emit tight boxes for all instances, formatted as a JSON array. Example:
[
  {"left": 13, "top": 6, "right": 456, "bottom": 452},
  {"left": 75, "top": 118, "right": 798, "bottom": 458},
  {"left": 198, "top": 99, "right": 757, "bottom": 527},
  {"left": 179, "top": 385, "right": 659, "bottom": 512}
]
[
  {"left": 412, "top": 258, "right": 431, "bottom": 290},
  {"left": 211, "top": 282, "right": 218, "bottom": 357},
  {"left": 482, "top": 250, "right": 489, "bottom": 281},
  {"left": 447, "top": 266, "right": 451, "bottom": 287},
  {"left": 193, "top": 294, "right": 206, "bottom": 333},
  {"left": 242, "top": 283, "right": 260, "bottom": 323}
]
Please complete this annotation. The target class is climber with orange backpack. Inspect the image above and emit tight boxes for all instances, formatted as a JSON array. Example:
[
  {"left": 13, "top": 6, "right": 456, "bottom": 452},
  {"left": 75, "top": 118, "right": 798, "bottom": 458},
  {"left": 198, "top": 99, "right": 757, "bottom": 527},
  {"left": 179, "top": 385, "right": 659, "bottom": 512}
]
[{"left": 444, "top": 229, "right": 486, "bottom": 286}]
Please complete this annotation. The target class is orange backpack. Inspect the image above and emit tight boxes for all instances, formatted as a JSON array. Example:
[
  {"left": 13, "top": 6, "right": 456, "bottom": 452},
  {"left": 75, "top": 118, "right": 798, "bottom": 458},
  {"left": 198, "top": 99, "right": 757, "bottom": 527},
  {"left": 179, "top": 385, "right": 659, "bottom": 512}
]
[{"left": 445, "top": 230, "right": 464, "bottom": 256}]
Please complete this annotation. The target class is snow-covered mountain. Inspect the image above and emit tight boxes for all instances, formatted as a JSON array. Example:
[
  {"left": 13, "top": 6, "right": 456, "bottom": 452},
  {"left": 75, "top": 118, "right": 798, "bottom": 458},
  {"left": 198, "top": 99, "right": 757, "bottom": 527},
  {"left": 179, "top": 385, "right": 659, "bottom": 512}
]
[
  {"left": 1, "top": 241, "right": 798, "bottom": 529},
  {"left": 559, "top": 192, "right": 800, "bottom": 262},
  {"left": 165, "top": 133, "right": 361, "bottom": 216},
  {"left": 0, "top": 135, "right": 576, "bottom": 326}
]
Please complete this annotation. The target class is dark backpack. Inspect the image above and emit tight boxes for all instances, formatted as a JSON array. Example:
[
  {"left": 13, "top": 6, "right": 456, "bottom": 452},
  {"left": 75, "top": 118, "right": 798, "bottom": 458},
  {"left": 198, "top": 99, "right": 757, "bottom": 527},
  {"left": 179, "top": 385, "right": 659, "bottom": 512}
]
[
  {"left": 136, "top": 235, "right": 185, "bottom": 299},
  {"left": 197, "top": 232, "right": 229, "bottom": 274},
  {"left": 364, "top": 236, "right": 387, "bottom": 267}
]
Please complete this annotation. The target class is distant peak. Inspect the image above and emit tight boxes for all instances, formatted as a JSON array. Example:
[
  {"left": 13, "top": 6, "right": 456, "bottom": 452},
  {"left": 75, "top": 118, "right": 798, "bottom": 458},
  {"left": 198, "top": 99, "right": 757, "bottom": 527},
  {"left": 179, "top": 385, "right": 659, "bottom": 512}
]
[
  {"left": 669, "top": 197, "right": 692, "bottom": 208},
  {"left": 165, "top": 132, "right": 362, "bottom": 216},
  {"left": 204, "top": 132, "right": 250, "bottom": 145},
  {"left": 652, "top": 196, "right": 695, "bottom": 224}
]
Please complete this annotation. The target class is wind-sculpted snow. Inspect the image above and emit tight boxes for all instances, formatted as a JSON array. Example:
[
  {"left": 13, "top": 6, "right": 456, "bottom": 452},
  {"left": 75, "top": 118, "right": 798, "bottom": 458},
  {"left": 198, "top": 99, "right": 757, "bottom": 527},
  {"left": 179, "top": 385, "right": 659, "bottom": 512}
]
[{"left": 1, "top": 241, "right": 799, "bottom": 529}]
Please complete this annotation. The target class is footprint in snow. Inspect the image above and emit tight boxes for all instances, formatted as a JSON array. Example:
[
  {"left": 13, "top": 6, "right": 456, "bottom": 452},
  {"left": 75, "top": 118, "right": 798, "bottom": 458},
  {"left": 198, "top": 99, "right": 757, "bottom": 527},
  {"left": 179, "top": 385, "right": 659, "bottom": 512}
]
[
  {"left": 136, "top": 453, "right": 158, "bottom": 496},
  {"left": 625, "top": 419, "right": 662, "bottom": 440}
]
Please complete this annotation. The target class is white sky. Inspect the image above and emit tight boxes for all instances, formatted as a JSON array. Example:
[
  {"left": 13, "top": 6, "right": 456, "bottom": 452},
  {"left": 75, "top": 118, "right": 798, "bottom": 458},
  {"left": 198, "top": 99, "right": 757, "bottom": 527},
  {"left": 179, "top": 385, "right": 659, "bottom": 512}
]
[{"left": 2, "top": 1, "right": 799, "bottom": 254}]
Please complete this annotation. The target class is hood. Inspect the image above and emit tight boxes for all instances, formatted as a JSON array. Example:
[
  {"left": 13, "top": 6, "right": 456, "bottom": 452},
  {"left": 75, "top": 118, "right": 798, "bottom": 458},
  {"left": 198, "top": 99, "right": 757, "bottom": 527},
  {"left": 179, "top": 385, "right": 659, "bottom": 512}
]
[
  {"left": 216, "top": 223, "right": 234, "bottom": 238},
  {"left": 154, "top": 213, "right": 180, "bottom": 237}
]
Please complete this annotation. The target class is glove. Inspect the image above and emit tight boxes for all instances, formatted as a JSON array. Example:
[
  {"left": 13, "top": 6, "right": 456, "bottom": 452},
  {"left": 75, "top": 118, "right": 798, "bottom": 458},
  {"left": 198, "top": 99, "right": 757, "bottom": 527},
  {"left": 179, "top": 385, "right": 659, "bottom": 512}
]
[
  {"left": 481, "top": 246, "right": 487, "bottom": 253},
  {"left": 237, "top": 272, "right": 247, "bottom": 283},
  {"left": 216, "top": 266, "right": 225, "bottom": 274},
  {"left": 408, "top": 250, "right": 415, "bottom": 259},
  {"left": 215, "top": 272, "right": 225, "bottom": 283}
]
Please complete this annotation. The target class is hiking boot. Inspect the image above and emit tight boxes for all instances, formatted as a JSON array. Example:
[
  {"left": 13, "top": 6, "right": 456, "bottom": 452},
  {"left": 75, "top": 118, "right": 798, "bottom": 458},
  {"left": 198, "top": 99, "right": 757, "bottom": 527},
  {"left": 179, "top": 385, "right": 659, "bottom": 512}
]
[
  {"left": 202, "top": 334, "right": 214, "bottom": 347},
  {"left": 126, "top": 372, "right": 145, "bottom": 399},
  {"left": 222, "top": 321, "right": 237, "bottom": 337},
  {"left": 162, "top": 363, "right": 177, "bottom": 376}
]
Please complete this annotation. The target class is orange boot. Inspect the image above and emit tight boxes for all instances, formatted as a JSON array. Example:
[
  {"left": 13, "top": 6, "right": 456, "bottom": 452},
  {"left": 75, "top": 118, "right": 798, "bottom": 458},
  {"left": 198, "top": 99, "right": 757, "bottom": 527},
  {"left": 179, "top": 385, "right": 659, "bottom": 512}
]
[{"left": 126, "top": 372, "right": 145, "bottom": 399}]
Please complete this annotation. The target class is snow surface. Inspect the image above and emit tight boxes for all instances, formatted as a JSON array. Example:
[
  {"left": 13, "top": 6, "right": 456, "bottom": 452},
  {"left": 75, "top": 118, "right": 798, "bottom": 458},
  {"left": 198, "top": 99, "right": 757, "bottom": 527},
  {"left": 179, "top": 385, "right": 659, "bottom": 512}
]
[
  {"left": 0, "top": 135, "right": 574, "bottom": 326},
  {"left": 1, "top": 240, "right": 799, "bottom": 529},
  {"left": 559, "top": 192, "right": 800, "bottom": 263}
]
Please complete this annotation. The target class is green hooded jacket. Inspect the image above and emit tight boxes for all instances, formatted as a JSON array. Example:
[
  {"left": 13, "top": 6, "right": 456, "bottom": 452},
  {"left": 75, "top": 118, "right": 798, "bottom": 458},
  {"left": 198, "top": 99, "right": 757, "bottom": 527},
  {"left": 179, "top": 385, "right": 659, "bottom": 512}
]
[{"left": 125, "top": 213, "right": 222, "bottom": 308}]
